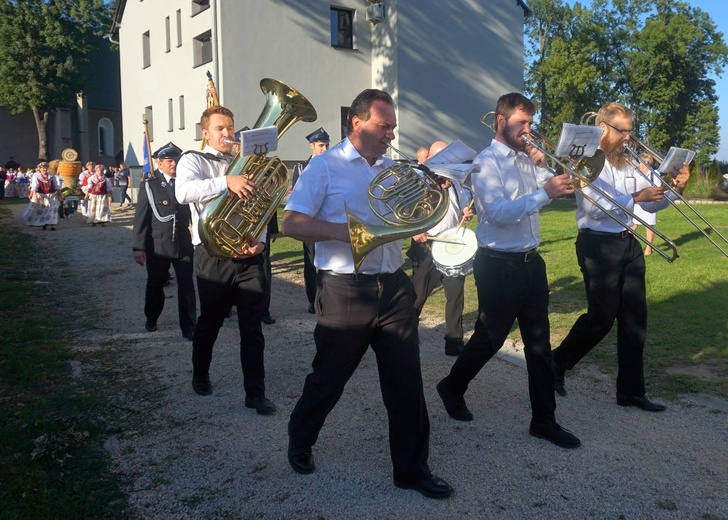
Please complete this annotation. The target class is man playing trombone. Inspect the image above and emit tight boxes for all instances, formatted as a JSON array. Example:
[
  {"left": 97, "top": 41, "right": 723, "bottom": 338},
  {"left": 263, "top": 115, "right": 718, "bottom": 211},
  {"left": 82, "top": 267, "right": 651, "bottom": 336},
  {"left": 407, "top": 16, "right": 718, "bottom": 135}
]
[
  {"left": 437, "top": 92, "right": 581, "bottom": 449},
  {"left": 551, "top": 102, "right": 690, "bottom": 411}
]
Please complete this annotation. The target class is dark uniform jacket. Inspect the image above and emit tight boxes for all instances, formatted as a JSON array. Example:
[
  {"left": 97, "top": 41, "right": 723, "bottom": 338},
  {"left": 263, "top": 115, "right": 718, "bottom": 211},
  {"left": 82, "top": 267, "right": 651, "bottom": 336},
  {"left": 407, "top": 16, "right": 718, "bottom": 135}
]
[{"left": 132, "top": 171, "right": 193, "bottom": 259}]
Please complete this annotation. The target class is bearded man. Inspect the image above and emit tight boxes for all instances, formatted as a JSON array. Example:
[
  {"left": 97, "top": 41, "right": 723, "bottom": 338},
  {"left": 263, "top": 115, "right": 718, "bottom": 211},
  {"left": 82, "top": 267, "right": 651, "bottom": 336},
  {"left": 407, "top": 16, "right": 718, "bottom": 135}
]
[
  {"left": 436, "top": 92, "right": 582, "bottom": 449},
  {"left": 551, "top": 102, "right": 690, "bottom": 412}
]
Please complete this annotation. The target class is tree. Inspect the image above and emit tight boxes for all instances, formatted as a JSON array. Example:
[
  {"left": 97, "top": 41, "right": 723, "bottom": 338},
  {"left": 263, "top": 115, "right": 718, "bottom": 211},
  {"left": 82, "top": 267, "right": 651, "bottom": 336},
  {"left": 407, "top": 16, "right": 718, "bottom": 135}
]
[
  {"left": 0, "top": 0, "right": 111, "bottom": 161},
  {"left": 525, "top": 0, "right": 728, "bottom": 168}
]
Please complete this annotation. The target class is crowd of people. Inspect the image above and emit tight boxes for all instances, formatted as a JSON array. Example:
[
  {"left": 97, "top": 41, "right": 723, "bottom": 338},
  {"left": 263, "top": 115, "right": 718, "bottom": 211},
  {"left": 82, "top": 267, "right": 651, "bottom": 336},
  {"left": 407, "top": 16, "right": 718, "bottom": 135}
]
[{"left": 5, "top": 88, "right": 688, "bottom": 501}]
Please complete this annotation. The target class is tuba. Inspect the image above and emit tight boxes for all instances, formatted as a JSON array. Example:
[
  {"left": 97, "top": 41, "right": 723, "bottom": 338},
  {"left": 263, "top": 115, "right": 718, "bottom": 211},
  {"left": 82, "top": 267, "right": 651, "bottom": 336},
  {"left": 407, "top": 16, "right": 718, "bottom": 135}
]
[
  {"left": 348, "top": 155, "right": 450, "bottom": 272},
  {"left": 199, "top": 78, "right": 317, "bottom": 258}
]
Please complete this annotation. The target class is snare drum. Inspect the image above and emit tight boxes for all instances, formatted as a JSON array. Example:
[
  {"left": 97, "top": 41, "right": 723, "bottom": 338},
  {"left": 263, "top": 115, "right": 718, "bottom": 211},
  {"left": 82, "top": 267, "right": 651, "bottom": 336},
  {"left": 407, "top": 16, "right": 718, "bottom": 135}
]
[{"left": 431, "top": 226, "right": 478, "bottom": 277}]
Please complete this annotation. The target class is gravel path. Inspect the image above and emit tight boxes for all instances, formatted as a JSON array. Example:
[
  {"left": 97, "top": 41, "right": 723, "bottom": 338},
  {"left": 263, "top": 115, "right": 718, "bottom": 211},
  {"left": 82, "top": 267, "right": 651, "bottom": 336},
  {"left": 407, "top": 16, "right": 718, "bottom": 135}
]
[{"left": 10, "top": 203, "right": 728, "bottom": 519}]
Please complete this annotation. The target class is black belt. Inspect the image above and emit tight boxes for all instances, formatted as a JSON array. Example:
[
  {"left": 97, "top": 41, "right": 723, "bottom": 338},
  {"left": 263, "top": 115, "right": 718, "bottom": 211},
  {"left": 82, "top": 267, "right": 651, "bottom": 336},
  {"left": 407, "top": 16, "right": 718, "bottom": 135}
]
[
  {"left": 320, "top": 270, "right": 396, "bottom": 282},
  {"left": 481, "top": 248, "right": 537, "bottom": 263},
  {"left": 579, "top": 228, "right": 631, "bottom": 238}
]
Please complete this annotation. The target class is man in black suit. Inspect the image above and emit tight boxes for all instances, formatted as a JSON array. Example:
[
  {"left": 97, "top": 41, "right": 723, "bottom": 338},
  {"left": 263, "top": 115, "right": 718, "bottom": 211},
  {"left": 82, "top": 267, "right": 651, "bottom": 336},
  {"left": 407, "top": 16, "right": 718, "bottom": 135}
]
[{"left": 132, "top": 142, "right": 196, "bottom": 340}]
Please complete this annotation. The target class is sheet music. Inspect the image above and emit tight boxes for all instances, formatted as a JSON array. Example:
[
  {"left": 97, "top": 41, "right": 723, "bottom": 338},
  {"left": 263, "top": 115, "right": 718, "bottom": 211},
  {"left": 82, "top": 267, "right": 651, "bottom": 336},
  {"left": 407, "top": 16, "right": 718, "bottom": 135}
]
[
  {"left": 658, "top": 147, "right": 695, "bottom": 176},
  {"left": 554, "top": 124, "right": 603, "bottom": 158},
  {"left": 240, "top": 126, "right": 278, "bottom": 156},
  {"left": 424, "top": 140, "right": 477, "bottom": 166},
  {"left": 428, "top": 163, "right": 480, "bottom": 184}
]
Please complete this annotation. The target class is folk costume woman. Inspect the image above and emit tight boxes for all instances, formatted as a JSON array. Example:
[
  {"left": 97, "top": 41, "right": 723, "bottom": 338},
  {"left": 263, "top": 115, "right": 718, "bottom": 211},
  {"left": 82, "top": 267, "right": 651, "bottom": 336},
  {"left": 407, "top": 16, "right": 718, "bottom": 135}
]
[
  {"left": 24, "top": 162, "right": 60, "bottom": 230},
  {"left": 85, "top": 164, "right": 114, "bottom": 226}
]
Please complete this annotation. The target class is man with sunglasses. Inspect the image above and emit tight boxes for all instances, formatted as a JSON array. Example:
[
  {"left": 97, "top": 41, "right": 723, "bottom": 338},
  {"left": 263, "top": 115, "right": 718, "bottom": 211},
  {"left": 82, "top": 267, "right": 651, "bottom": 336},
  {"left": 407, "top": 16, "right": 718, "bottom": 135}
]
[{"left": 551, "top": 102, "right": 690, "bottom": 411}]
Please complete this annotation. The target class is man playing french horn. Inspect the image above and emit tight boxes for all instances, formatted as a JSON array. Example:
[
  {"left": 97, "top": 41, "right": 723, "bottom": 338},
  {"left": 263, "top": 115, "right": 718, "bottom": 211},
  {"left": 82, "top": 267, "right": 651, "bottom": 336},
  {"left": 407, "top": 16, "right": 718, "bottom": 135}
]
[
  {"left": 175, "top": 105, "right": 277, "bottom": 416},
  {"left": 283, "top": 89, "right": 454, "bottom": 499},
  {"left": 551, "top": 102, "right": 690, "bottom": 411},
  {"left": 436, "top": 92, "right": 582, "bottom": 449}
]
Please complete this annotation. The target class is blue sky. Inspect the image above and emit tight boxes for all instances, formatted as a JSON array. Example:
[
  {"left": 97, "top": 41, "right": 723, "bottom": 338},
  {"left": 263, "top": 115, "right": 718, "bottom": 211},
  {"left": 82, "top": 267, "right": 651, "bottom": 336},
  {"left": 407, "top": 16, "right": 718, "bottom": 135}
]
[{"left": 560, "top": 1, "right": 728, "bottom": 160}]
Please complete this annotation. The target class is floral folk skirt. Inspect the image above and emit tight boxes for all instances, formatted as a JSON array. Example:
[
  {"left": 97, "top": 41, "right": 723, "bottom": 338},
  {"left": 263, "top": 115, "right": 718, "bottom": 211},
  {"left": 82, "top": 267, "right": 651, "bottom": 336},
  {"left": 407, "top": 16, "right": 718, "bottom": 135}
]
[
  {"left": 23, "top": 193, "right": 59, "bottom": 226},
  {"left": 87, "top": 194, "right": 111, "bottom": 224}
]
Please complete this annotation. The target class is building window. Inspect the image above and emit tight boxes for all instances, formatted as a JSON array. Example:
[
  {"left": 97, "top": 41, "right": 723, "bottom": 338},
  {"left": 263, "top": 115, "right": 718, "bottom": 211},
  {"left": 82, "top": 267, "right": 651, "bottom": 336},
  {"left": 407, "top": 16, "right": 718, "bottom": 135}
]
[
  {"left": 179, "top": 95, "right": 185, "bottom": 129},
  {"left": 195, "top": 122, "right": 202, "bottom": 141},
  {"left": 145, "top": 106, "right": 154, "bottom": 142},
  {"left": 168, "top": 98, "right": 174, "bottom": 132},
  {"left": 165, "top": 16, "right": 171, "bottom": 52},
  {"left": 176, "top": 9, "right": 182, "bottom": 47},
  {"left": 330, "top": 7, "right": 354, "bottom": 49},
  {"left": 193, "top": 30, "right": 212, "bottom": 67},
  {"left": 98, "top": 118, "right": 114, "bottom": 156},
  {"left": 340, "top": 106, "right": 350, "bottom": 139},
  {"left": 191, "top": 0, "right": 209, "bottom": 16},
  {"left": 142, "top": 31, "right": 151, "bottom": 68}
]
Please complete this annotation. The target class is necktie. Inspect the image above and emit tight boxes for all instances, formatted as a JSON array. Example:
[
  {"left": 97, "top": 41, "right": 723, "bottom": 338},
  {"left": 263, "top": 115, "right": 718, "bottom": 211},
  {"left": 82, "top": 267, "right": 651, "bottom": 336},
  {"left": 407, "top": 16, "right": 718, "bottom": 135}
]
[{"left": 168, "top": 178, "right": 175, "bottom": 191}]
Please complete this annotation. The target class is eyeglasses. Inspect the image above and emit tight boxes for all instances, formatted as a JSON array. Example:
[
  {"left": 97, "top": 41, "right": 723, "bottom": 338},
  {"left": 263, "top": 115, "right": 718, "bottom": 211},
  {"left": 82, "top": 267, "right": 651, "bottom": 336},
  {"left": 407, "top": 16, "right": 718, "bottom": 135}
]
[{"left": 604, "top": 122, "right": 632, "bottom": 137}]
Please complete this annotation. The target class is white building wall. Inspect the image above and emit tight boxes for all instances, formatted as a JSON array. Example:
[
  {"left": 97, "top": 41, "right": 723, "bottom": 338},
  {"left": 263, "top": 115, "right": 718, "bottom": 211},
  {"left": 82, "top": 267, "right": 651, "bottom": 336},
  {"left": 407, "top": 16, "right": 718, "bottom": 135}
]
[
  {"left": 118, "top": 0, "right": 214, "bottom": 166},
  {"left": 218, "top": 0, "right": 372, "bottom": 161},
  {"left": 116, "top": 0, "right": 526, "bottom": 167}
]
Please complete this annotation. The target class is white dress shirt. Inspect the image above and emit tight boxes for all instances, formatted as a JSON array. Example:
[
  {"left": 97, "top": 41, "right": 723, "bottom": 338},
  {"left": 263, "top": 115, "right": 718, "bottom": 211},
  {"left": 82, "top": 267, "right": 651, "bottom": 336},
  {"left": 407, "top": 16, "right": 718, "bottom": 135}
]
[
  {"left": 576, "top": 159, "right": 673, "bottom": 232},
  {"left": 176, "top": 145, "right": 266, "bottom": 246},
  {"left": 285, "top": 138, "right": 403, "bottom": 275},
  {"left": 470, "top": 139, "right": 551, "bottom": 252}
]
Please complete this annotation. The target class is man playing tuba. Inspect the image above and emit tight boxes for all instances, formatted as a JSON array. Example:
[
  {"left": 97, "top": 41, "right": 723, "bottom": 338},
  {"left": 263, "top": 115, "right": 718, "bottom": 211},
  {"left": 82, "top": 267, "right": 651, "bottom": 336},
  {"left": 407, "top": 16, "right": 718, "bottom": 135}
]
[{"left": 175, "top": 105, "right": 276, "bottom": 416}]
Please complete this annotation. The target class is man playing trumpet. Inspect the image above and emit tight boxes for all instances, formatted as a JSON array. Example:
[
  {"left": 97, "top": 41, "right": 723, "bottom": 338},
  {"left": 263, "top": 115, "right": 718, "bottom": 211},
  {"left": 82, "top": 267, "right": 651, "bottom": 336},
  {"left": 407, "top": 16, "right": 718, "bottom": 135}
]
[{"left": 551, "top": 102, "right": 690, "bottom": 411}]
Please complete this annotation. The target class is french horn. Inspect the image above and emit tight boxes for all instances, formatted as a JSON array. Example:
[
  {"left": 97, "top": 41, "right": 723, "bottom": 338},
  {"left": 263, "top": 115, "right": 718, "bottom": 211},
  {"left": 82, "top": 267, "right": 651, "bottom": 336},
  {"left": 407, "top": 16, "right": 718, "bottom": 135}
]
[
  {"left": 348, "top": 149, "right": 450, "bottom": 272},
  {"left": 199, "top": 78, "right": 317, "bottom": 258}
]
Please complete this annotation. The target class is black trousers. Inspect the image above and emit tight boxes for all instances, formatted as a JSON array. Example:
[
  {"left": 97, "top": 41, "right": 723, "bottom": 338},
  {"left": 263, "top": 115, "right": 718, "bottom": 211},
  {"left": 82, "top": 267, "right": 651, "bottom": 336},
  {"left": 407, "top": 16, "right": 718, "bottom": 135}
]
[
  {"left": 192, "top": 245, "right": 267, "bottom": 398},
  {"left": 288, "top": 269, "right": 431, "bottom": 482},
  {"left": 409, "top": 241, "right": 464, "bottom": 342},
  {"left": 444, "top": 248, "right": 556, "bottom": 425},
  {"left": 552, "top": 231, "right": 647, "bottom": 397},
  {"left": 262, "top": 241, "right": 273, "bottom": 316},
  {"left": 144, "top": 252, "right": 196, "bottom": 334},
  {"left": 303, "top": 242, "right": 316, "bottom": 303}
]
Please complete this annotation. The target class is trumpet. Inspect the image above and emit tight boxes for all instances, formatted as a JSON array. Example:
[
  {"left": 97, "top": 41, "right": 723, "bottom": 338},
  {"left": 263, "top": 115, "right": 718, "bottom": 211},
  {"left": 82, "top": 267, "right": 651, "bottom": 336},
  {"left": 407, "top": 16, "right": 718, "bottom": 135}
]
[
  {"left": 481, "top": 112, "right": 679, "bottom": 262},
  {"left": 582, "top": 111, "right": 728, "bottom": 258}
]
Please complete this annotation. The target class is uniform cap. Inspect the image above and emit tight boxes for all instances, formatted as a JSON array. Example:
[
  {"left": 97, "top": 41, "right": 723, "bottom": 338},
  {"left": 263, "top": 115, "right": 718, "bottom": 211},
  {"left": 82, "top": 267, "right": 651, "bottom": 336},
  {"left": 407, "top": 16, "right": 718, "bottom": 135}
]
[
  {"left": 305, "top": 127, "right": 330, "bottom": 143},
  {"left": 153, "top": 142, "right": 182, "bottom": 159}
]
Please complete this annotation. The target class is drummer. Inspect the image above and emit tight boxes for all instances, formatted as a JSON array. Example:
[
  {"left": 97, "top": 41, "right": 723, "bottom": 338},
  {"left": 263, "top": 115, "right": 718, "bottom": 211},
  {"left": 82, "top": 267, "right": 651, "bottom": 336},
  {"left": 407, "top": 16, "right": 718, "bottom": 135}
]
[{"left": 407, "top": 140, "right": 474, "bottom": 356}]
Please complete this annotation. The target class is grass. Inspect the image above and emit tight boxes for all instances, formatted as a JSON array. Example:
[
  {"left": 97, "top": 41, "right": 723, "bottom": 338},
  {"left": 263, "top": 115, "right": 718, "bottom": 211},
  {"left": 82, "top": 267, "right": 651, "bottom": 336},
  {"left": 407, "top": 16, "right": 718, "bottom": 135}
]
[
  {"left": 270, "top": 201, "right": 728, "bottom": 398},
  {"left": 0, "top": 202, "right": 127, "bottom": 519}
]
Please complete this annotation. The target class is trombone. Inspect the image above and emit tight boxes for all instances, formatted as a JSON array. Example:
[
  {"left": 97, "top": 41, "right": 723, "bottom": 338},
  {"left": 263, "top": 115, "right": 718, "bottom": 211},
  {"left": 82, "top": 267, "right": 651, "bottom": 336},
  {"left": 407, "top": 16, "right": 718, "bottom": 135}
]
[
  {"left": 481, "top": 112, "right": 679, "bottom": 261},
  {"left": 582, "top": 111, "right": 728, "bottom": 258}
]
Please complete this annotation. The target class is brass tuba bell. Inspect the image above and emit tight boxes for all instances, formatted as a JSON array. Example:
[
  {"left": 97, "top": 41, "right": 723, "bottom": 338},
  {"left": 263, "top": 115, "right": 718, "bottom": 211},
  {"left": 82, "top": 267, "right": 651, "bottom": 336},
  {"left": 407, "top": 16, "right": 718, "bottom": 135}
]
[
  {"left": 348, "top": 161, "right": 450, "bottom": 272},
  {"left": 199, "top": 78, "right": 317, "bottom": 258}
]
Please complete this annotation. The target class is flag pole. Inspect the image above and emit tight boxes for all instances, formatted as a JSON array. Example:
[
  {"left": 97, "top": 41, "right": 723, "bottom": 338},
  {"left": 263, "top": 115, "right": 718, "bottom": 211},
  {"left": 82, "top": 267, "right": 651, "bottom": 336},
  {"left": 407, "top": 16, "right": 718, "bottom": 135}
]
[
  {"left": 201, "top": 70, "right": 220, "bottom": 150},
  {"left": 142, "top": 114, "right": 154, "bottom": 179}
]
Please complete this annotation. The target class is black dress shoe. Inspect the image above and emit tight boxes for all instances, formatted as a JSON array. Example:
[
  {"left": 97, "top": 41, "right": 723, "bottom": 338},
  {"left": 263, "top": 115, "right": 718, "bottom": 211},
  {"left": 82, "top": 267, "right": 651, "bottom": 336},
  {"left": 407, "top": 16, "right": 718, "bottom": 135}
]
[
  {"left": 617, "top": 395, "right": 666, "bottom": 412},
  {"left": 245, "top": 396, "right": 276, "bottom": 415},
  {"left": 262, "top": 314, "right": 276, "bottom": 325},
  {"left": 192, "top": 374, "right": 212, "bottom": 396},
  {"left": 145, "top": 320, "right": 157, "bottom": 332},
  {"left": 445, "top": 339, "right": 465, "bottom": 357},
  {"left": 552, "top": 359, "right": 567, "bottom": 397},
  {"left": 394, "top": 474, "right": 454, "bottom": 499},
  {"left": 288, "top": 450, "right": 315, "bottom": 474},
  {"left": 308, "top": 302, "right": 315, "bottom": 314},
  {"left": 436, "top": 379, "right": 473, "bottom": 421},
  {"left": 182, "top": 330, "right": 194, "bottom": 341},
  {"left": 529, "top": 421, "right": 581, "bottom": 449}
]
